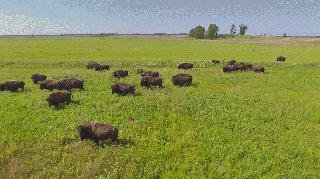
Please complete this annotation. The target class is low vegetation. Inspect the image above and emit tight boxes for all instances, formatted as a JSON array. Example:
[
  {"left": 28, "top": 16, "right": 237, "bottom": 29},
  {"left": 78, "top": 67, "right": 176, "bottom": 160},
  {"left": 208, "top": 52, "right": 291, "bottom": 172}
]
[{"left": 0, "top": 36, "right": 319, "bottom": 178}]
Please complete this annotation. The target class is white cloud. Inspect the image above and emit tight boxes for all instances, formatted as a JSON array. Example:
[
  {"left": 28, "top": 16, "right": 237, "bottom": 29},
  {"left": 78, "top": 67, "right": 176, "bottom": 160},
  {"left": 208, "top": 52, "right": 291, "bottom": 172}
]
[{"left": 0, "top": 10, "right": 88, "bottom": 35}]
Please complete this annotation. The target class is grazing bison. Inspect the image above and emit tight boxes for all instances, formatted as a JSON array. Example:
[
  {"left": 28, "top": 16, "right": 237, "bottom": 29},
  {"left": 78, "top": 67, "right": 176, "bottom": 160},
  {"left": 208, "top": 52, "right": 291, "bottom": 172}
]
[
  {"left": 39, "top": 80, "right": 60, "bottom": 91},
  {"left": 172, "top": 74, "right": 192, "bottom": 86},
  {"left": 46, "top": 91, "right": 72, "bottom": 107},
  {"left": 226, "top": 60, "right": 236, "bottom": 65},
  {"left": 111, "top": 83, "right": 135, "bottom": 95},
  {"left": 252, "top": 66, "right": 265, "bottom": 73},
  {"left": 31, "top": 74, "right": 47, "bottom": 84},
  {"left": 112, "top": 70, "right": 129, "bottom": 78},
  {"left": 0, "top": 83, "right": 5, "bottom": 91},
  {"left": 87, "top": 61, "right": 99, "bottom": 69},
  {"left": 95, "top": 64, "right": 110, "bottom": 71},
  {"left": 232, "top": 63, "right": 246, "bottom": 72},
  {"left": 239, "top": 62, "right": 253, "bottom": 71},
  {"left": 277, "top": 56, "right": 286, "bottom": 62},
  {"left": 141, "top": 76, "right": 163, "bottom": 88},
  {"left": 212, "top": 60, "right": 221, "bottom": 64},
  {"left": 3, "top": 81, "right": 25, "bottom": 92},
  {"left": 178, "top": 63, "right": 193, "bottom": 70},
  {"left": 58, "top": 79, "right": 84, "bottom": 91},
  {"left": 78, "top": 122, "right": 119, "bottom": 145},
  {"left": 223, "top": 65, "right": 234, "bottom": 73},
  {"left": 141, "top": 71, "right": 160, "bottom": 77}
]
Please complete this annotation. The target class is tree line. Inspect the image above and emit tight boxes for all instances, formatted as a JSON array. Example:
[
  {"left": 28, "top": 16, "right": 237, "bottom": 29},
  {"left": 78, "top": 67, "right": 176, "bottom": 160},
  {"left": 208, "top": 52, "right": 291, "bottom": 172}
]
[{"left": 189, "top": 24, "right": 248, "bottom": 39}]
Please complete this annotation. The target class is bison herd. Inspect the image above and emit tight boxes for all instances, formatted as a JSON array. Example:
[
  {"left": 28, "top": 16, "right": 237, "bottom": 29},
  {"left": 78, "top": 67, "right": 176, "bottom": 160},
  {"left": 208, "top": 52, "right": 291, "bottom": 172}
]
[
  {"left": 0, "top": 56, "right": 286, "bottom": 145},
  {"left": 222, "top": 60, "right": 264, "bottom": 73}
]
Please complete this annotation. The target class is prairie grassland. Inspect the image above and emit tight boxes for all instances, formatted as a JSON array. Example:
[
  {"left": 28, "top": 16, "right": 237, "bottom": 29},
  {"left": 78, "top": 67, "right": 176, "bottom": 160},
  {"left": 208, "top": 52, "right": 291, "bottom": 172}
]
[{"left": 0, "top": 36, "right": 319, "bottom": 178}]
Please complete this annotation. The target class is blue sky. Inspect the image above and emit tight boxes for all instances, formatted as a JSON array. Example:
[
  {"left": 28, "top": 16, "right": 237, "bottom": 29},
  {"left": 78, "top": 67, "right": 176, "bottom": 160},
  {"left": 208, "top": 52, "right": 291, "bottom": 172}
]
[{"left": 1, "top": 0, "right": 320, "bottom": 35}]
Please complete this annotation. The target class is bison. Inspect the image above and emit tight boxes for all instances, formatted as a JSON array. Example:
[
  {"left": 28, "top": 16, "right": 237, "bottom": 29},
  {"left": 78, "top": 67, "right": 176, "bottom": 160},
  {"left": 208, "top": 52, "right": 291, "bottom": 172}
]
[
  {"left": 111, "top": 83, "right": 135, "bottom": 96},
  {"left": 239, "top": 62, "right": 253, "bottom": 71},
  {"left": 3, "top": 81, "right": 25, "bottom": 92},
  {"left": 252, "top": 66, "right": 265, "bottom": 73},
  {"left": 95, "top": 64, "right": 110, "bottom": 71},
  {"left": 277, "top": 56, "right": 286, "bottom": 62},
  {"left": 112, "top": 70, "right": 129, "bottom": 78},
  {"left": 141, "top": 76, "right": 163, "bottom": 88},
  {"left": 232, "top": 63, "right": 246, "bottom": 72},
  {"left": 87, "top": 61, "right": 99, "bottom": 69},
  {"left": 172, "top": 74, "right": 192, "bottom": 86},
  {"left": 78, "top": 122, "right": 119, "bottom": 145},
  {"left": 178, "top": 63, "right": 193, "bottom": 70},
  {"left": 226, "top": 60, "right": 236, "bottom": 65},
  {"left": 39, "top": 80, "right": 60, "bottom": 91},
  {"left": 46, "top": 91, "right": 72, "bottom": 107},
  {"left": 31, "top": 74, "right": 47, "bottom": 84},
  {"left": 223, "top": 65, "right": 234, "bottom": 73},
  {"left": 58, "top": 79, "right": 84, "bottom": 91},
  {"left": 141, "top": 71, "right": 160, "bottom": 77},
  {"left": 0, "top": 83, "right": 6, "bottom": 91},
  {"left": 212, "top": 60, "right": 221, "bottom": 64}
]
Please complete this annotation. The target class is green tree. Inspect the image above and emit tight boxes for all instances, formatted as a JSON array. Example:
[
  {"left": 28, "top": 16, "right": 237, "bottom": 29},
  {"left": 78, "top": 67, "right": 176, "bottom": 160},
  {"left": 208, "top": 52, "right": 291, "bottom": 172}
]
[
  {"left": 239, "top": 24, "right": 248, "bottom": 35},
  {"left": 206, "top": 24, "right": 219, "bottom": 39},
  {"left": 189, "top": 25, "right": 206, "bottom": 39},
  {"left": 188, "top": 28, "right": 195, "bottom": 37},
  {"left": 230, "top": 24, "right": 236, "bottom": 35}
]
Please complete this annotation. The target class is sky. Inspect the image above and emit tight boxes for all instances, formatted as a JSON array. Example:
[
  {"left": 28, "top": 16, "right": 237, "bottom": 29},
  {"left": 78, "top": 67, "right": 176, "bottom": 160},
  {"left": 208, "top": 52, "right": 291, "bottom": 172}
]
[{"left": 0, "top": 0, "right": 320, "bottom": 36}]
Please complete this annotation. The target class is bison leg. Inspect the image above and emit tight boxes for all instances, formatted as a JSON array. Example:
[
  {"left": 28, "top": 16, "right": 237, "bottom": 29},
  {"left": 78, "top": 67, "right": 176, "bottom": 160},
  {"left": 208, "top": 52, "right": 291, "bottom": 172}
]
[
  {"left": 94, "top": 140, "right": 100, "bottom": 146},
  {"left": 113, "top": 138, "right": 119, "bottom": 145}
]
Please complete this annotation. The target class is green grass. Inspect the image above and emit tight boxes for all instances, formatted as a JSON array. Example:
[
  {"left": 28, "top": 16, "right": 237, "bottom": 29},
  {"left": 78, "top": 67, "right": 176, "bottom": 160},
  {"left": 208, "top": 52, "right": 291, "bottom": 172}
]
[{"left": 0, "top": 36, "right": 319, "bottom": 178}]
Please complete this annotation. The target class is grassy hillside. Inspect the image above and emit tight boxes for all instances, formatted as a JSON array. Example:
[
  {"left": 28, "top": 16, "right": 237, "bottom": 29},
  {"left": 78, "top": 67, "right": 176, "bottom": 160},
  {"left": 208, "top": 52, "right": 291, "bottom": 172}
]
[{"left": 0, "top": 36, "right": 319, "bottom": 178}]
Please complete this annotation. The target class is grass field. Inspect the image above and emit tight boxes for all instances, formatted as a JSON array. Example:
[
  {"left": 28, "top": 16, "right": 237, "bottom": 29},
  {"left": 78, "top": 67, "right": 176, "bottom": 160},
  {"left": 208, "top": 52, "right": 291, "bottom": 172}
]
[{"left": 0, "top": 36, "right": 319, "bottom": 178}]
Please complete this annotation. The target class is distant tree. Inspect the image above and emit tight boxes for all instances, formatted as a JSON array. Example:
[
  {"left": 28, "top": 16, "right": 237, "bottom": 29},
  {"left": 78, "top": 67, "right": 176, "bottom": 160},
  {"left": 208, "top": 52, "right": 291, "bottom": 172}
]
[
  {"left": 239, "top": 24, "right": 248, "bottom": 35},
  {"left": 188, "top": 28, "right": 195, "bottom": 37},
  {"left": 189, "top": 25, "right": 206, "bottom": 39},
  {"left": 230, "top": 24, "right": 236, "bottom": 35},
  {"left": 206, "top": 24, "right": 219, "bottom": 39},
  {"left": 283, "top": 33, "right": 287, "bottom": 38}
]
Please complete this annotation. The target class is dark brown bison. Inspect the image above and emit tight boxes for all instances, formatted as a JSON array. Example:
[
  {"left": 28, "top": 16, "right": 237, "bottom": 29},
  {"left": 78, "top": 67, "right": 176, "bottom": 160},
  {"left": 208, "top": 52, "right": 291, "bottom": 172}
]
[
  {"left": 31, "top": 74, "right": 47, "bottom": 84},
  {"left": 223, "top": 62, "right": 253, "bottom": 73},
  {"left": 226, "top": 60, "right": 236, "bottom": 65},
  {"left": 46, "top": 91, "right": 72, "bottom": 107},
  {"left": 95, "top": 64, "right": 110, "bottom": 71},
  {"left": 3, "top": 81, "right": 25, "bottom": 92},
  {"left": 212, "top": 60, "right": 221, "bottom": 64},
  {"left": 111, "top": 83, "right": 135, "bottom": 95},
  {"left": 141, "top": 76, "right": 163, "bottom": 88},
  {"left": 178, "top": 63, "right": 193, "bottom": 70},
  {"left": 87, "top": 61, "right": 99, "bottom": 69},
  {"left": 141, "top": 71, "right": 160, "bottom": 77},
  {"left": 252, "top": 66, "right": 265, "bottom": 73},
  {"left": 232, "top": 63, "right": 246, "bottom": 71},
  {"left": 78, "top": 122, "right": 119, "bottom": 145},
  {"left": 58, "top": 79, "right": 84, "bottom": 91},
  {"left": 277, "top": 56, "right": 286, "bottom": 62},
  {"left": 223, "top": 65, "right": 234, "bottom": 73},
  {"left": 239, "top": 62, "right": 253, "bottom": 71},
  {"left": 172, "top": 74, "right": 192, "bottom": 86},
  {"left": 112, "top": 70, "right": 129, "bottom": 78},
  {"left": 39, "top": 80, "right": 60, "bottom": 91},
  {"left": 0, "top": 83, "right": 6, "bottom": 91}
]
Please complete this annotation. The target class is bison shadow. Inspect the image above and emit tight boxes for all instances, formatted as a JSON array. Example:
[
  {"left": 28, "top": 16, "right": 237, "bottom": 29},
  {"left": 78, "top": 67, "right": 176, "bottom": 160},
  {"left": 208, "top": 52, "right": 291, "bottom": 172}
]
[
  {"left": 62, "top": 137, "right": 134, "bottom": 148},
  {"left": 190, "top": 82, "right": 199, "bottom": 88},
  {"left": 100, "top": 138, "right": 134, "bottom": 148},
  {"left": 51, "top": 100, "right": 81, "bottom": 110}
]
